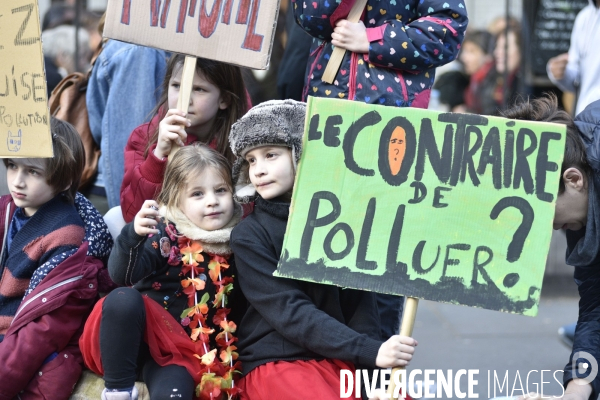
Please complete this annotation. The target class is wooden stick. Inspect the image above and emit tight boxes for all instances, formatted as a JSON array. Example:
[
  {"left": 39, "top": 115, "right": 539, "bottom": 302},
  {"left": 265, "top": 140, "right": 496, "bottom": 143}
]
[
  {"left": 387, "top": 297, "right": 419, "bottom": 399},
  {"left": 170, "top": 55, "right": 196, "bottom": 159},
  {"left": 321, "top": 0, "right": 368, "bottom": 84}
]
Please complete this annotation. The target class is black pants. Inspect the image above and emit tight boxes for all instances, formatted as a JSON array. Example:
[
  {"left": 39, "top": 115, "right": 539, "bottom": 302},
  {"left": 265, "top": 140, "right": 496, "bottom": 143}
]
[{"left": 100, "top": 288, "right": 194, "bottom": 399}]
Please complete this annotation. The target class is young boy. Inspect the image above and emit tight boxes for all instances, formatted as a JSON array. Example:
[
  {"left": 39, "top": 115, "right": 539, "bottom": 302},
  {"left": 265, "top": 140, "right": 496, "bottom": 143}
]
[
  {"left": 0, "top": 118, "right": 113, "bottom": 400},
  {"left": 501, "top": 96, "right": 599, "bottom": 400},
  {"left": 229, "top": 100, "right": 417, "bottom": 399}
]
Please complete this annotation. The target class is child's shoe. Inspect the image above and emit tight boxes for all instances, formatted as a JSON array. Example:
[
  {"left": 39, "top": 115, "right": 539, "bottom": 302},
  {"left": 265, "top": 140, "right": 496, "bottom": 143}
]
[{"left": 101, "top": 386, "right": 138, "bottom": 400}]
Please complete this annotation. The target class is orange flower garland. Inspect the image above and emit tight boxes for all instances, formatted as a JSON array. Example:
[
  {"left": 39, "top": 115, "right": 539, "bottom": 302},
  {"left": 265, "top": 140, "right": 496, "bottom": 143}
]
[{"left": 179, "top": 237, "right": 241, "bottom": 400}]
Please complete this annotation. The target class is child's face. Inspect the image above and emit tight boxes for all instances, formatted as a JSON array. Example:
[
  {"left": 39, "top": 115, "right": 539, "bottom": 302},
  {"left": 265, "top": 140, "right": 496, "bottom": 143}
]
[
  {"left": 180, "top": 167, "right": 235, "bottom": 231},
  {"left": 168, "top": 67, "right": 228, "bottom": 138},
  {"left": 245, "top": 146, "right": 295, "bottom": 200},
  {"left": 6, "top": 158, "right": 56, "bottom": 216},
  {"left": 553, "top": 168, "right": 588, "bottom": 231}
]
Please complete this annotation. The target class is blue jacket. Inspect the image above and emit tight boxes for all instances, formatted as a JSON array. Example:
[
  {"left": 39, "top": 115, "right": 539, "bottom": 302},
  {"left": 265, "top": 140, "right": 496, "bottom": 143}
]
[
  {"left": 87, "top": 40, "right": 167, "bottom": 208},
  {"left": 294, "top": 0, "right": 468, "bottom": 107},
  {"left": 563, "top": 99, "right": 600, "bottom": 398}
]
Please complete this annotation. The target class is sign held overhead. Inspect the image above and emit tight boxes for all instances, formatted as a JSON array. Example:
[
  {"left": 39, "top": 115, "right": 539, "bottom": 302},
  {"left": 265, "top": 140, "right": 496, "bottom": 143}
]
[
  {"left": 0, "top": 1, "right": 52, "bottom": 158},
  {"left": 104, "top": 0, "right": 281, "bottom": 69}
]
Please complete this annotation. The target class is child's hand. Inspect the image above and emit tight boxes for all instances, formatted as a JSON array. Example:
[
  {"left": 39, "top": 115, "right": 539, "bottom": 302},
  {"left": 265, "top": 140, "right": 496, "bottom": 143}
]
[
  {"left": 375, "top": 335, "right": 417, "bottom": 368},
  {"left": 154, "top": 109, "right": 190, "bottom": 159},
  {"left": 331, "top": 20, "right": 369, "bottom": 53},
  {"left": 134, "top": 200, "right": 160, "bottom": 236}
]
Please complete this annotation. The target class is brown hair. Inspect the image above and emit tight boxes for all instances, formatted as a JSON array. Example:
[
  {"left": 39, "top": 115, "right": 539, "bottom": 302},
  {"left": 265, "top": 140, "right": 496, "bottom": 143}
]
[
  {"left": 4, "top": 118, "right": 85, "bottom": 203},
  {"left": 500, "top": 93, "right": 591, "bottom": 193},
  {"left": 156, "top": 143, "right": 234, "bottom": 211},
  {"left": 144, "top": 55, "right": 248, "bottom": 163}
]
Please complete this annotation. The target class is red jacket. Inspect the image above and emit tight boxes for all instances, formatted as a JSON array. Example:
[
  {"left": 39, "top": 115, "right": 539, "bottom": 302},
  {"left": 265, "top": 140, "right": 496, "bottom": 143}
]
[
  {"left": 0, "top": 197, "right": 101, "bottom": 400},
  {"left": 120, "top": 115, "right": 200, "bottom": 223}
]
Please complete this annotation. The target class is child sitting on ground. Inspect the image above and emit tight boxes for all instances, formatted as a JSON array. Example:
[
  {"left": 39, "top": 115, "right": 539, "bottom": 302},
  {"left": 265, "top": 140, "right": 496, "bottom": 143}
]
[
  {"left": 229, "top": 100, "right": 417, "bottom": 399},
  {"left": 0, "top": 117, "right": 113, "bottom": 400},
  {"left": 80, "top": 144, "right": 246, "bottom": 400}
]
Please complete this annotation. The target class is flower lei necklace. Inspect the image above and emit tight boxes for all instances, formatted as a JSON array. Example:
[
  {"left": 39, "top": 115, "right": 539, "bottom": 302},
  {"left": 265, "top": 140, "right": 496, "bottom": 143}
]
[{"left": 167, "top": 223, "right": 241, "bottom": 400}]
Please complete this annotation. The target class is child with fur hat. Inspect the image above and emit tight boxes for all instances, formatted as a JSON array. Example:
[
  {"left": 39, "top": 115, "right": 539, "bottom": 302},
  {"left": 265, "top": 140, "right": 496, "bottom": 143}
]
[{"left": 229, "top": 99, "right": 417, "bottom": 399}]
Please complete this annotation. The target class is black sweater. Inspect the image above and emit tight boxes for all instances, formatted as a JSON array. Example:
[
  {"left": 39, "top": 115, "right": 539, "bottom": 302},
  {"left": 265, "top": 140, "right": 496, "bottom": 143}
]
[
  {"left": 109, "top": 220, "right": 245, "bottom": 339},
  {"left": 231, "top": 196, "right": 382, "bottom": 375}
]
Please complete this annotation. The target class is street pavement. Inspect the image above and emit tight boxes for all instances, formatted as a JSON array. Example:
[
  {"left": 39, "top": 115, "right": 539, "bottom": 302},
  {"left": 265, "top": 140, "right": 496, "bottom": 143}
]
[{"left": 405, "top": 276, "right": 580, "bottom": 399}]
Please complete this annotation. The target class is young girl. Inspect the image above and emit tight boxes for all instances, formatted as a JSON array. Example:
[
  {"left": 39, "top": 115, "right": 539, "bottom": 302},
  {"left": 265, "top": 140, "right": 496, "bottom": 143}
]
[
  {"left": 229, "top": 100, "right": 417, "bottom": 399},
  {"left": 80, "top": 144, "right": 245, "bottom": 400},
  {"left": 120, "top": 54, "right": 249, "bottom": 222}
]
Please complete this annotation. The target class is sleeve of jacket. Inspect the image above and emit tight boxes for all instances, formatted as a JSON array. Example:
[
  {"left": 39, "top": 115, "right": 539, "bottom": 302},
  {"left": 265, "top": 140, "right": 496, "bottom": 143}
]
[
  {"left": 365, "top": 0, "right": 467, "bottom": 71},
  {"left": 292, "top": 0, "right": 337, "bottom": 41},
  {"left": 92, "top": 44, "right": 166, "bottom": 208},
  {"left": 108, "top": 222, "right": 165, "bottom": 286},
  {"left": 231, "top": 235, "right": 382, "bottom": 368},
  {"left": 119, "top": 122, "right": 167, "bottom": 223},
  {"left": 547, "top": 12, "right": 583, "bottom": 94},
  {"left": 0, "top": 247, "right": 97, "bottom": 400},
  {"left": 562, "top": 267, "right": 600, "bottom": 399}
]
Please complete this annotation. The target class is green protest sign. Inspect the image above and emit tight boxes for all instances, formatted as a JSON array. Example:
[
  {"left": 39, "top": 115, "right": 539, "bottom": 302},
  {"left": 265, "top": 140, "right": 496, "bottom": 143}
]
[{"left": 275, "top": 97, "right": 566, "bottom": 317}]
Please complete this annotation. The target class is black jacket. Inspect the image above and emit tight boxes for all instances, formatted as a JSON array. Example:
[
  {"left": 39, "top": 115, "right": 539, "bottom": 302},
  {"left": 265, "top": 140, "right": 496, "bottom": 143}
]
[
  {"left": 231, "top": 196, "right": 382, "bottom": 375},
  {"left": 563, "top": 99, "right": 600, "bottom": 398}
]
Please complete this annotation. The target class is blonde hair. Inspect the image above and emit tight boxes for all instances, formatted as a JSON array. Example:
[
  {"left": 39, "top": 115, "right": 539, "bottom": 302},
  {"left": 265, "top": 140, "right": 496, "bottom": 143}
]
[{"left": 156, "top": 144, "right": 234, "bottom": 212}]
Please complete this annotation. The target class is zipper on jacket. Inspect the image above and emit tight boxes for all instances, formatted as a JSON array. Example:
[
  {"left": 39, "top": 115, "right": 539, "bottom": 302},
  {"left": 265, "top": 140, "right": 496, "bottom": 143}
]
[
  {"left": 395, "top": 72, "right": 409, "bottom": 103},
  {"left": 0, "top": 203, "right": 12, "bottom": 283},
  {"left": 11, "top": 275, "right": 83, "bottom": 323},
  {"left": 303, "top": 43, "right": 325, "bottom": 100},
  {"left": 348, "top": 52, "right": 359, "bottom": 100}
]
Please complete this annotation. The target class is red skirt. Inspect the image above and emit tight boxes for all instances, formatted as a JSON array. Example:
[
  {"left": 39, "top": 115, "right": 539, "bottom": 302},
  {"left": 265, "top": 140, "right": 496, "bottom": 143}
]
[{"left": 79, "top": 295, "right": 205, "bottom": 386}]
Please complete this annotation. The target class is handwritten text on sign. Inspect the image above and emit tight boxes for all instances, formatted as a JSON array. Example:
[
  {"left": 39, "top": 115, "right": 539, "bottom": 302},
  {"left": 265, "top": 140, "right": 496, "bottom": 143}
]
[
  {"left": 104, "top": 0, "right": 280, "bottom": 69},
  {"left": 0, "top": 1, "right": 52, "bottom": 157},
  {"left": 275, "top": 97, "right": 566, "bottom": 316}
]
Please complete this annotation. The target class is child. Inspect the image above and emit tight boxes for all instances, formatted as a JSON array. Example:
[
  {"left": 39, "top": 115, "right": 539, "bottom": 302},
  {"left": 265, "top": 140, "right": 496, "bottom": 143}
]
[
  {"left": 229, "top": 100, "right": 417, "bottom": 399},
  {"left": 293, "top": 0, "right": 467, "bottom": 108},
  {"left": 120, "top": 54, "right": 249, "bottom": 222},
  {"left": 0, "top": 117, "right": 113, "bottom": 400},
  {"left": 500, "top": 95, "right": 598, "bottom": 400},
  {"left": 80, "top": 144, "right": 246, "bottom": 400}
]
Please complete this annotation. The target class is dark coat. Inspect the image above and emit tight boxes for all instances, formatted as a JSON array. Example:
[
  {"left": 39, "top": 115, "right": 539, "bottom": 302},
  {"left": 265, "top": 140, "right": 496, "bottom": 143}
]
[{"left": 294, "top": 0, "right": 468, "bottom": 107}]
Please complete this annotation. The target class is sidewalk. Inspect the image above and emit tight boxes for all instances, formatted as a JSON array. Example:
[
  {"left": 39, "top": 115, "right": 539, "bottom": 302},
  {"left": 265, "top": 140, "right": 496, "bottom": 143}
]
[{"left": 407, "top": 276, "right": 579, "bottom": 399}]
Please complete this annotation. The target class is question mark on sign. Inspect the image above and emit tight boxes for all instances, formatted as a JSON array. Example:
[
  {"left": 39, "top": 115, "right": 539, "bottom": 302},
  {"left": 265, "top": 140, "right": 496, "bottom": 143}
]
[{"left": 489, "top": 197, "right": 534, "bottom": 288}]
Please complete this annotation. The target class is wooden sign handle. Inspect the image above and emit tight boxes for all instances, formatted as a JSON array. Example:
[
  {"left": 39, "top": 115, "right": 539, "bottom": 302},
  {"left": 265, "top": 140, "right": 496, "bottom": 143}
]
[
  {"left": 321, "top": 0, "right": 368, "bottom": 84},
  {"left": 387, "top": 297, "right": 419, "bottom": 399},
  {"left": 170, "top": 55, "right": 197, "bottom": 159}
]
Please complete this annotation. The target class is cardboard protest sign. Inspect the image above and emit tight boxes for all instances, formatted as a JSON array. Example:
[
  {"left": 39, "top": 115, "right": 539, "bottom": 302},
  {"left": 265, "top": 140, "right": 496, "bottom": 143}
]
[
  {"left": 0, "top": 0, "right": 52, "bottom": 158},
  {"left": 104, "top": 0, "right": 281, "bottom": 69},
  {"left": 276, "top": 97, "right": 567, "bottom": 317}
]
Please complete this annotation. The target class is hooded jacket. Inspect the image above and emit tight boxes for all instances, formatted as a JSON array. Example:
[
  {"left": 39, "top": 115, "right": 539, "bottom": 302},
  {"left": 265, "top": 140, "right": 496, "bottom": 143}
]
[
  {"left": 0, "top": 194, "right": 113, "bottom": 400},
  {"left": 294, "top": 0, "right": 468, "bottom": 108},
  {"left": 562, "top": 99, "right": 600, "bottom": 398}
]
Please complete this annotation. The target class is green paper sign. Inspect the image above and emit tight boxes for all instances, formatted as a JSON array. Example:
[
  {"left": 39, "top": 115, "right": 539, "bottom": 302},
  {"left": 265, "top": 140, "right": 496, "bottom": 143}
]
[{"left": 275, "top": 97, "right": 567, "bottom": 317}]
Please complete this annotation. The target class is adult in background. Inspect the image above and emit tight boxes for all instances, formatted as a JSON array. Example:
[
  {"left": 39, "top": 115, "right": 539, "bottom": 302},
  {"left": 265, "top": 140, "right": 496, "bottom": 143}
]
[
  {"left": 547, "top": 0, "right": 600, "bottom": 116},
  {"left": 86, "top": 15, "right": 167, "bottom": 214},
  {"left": 41, "top": 25, "right": 90, "bottom": 77}
]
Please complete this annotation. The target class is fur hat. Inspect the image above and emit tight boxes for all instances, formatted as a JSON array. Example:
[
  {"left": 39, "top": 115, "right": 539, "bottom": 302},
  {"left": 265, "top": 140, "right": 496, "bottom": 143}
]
[{"left": 229, "top": 99, "right": 306, "bottom": 201}]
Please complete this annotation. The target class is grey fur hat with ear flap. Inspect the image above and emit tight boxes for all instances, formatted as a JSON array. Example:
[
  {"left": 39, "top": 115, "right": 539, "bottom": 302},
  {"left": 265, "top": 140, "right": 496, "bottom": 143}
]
[{"left": 230, "top": 99, "right": 307, "bottom": 202}]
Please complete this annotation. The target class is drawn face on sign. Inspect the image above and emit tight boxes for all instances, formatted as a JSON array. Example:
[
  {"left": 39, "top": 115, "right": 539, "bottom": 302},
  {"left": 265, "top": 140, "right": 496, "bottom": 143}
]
[{"left": 388, "top": 127, "right": 406, "bottom": 176}]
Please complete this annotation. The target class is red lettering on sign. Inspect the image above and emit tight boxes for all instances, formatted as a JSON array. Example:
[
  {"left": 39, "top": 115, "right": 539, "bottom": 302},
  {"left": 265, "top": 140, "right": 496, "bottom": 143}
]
[
  {"left": 177, "top": 0, "right": 188, "bottom": 32},
  {"left": 242, "top": 0, "right": 263, "bottom": 51},
  {"left": 121, "top": 0, "right": 131, "bottom": 24},
  {"left": 222, "top": 0, "right": 234, "bottom": 24},
  {"left": 151, "top": 0, "right": 171, "bottom": 28},
  {"left": 236, "top": 0, "right": 250, "bottom": 24},
  {"left": 189, "top": 0, "right": 197, "bottom": 17},
  {"left": 199, "top": 0, "right": 223, "bottom": 38}
]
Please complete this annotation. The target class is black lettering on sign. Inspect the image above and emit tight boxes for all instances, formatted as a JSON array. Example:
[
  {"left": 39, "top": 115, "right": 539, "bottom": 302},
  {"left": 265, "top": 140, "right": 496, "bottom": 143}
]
[
  {"left": 490, "top": 196, "right": 534, "bottom": 263},
  {"left": 386, "top": 204, "right": 408, "bottom": 275},
  {"left": 308, "top": 114, "right": 322, "bottom": 141},
  {"left": 323, "top": 223, "right": 354, "bottom": 261},
  {"left": 477, "top": 127, "right": 502, "bottom": 189},
  {"left": 343, "top": 111, "right": 381, "bottom": 177},
  {"left": 412, "top": 240, "right": 440, "bottom": 275},
  {"left": 460, "top": 125, "right": 483, "bottom": 186},
  {"left": 408, "top": 181, "right": 427, "bottom": 204},
  {"left": 356, "top": 198, "right": 377, "bottom": 270},
  {"left": 471, "top": 246, "right": 493, "bottom": 286},
  {"left": 300, "top": 191, "right": 341, "bottom": 260},
  {"left": 324, "top": 115, "right": 343, "bottom": 147},
  {"left": 12, "top": 4, "right": 39, "bottom": 46},
  {"left": 433, "top": 186, "right": 451, "bottom": 208},
  {"left": 441, "top": 244, "right": 471, "bottom": 278},
  {"left": 513, "top": 128, "right": 537, "bottom": 194},
  {"left": 535, "top": 131, "right": 561, "bottom": 203},
  {"left": 414, "top": 118, "right": 453, "bottom": 184},
  {"left": 503, "top": 122, "right": 515, "bottom": 188}
]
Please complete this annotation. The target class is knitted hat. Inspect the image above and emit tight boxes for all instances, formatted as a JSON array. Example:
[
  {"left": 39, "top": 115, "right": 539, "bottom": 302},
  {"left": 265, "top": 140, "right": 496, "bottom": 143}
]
[{"left": 229, "top": 99, "right": 306, "bottom": 201}]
